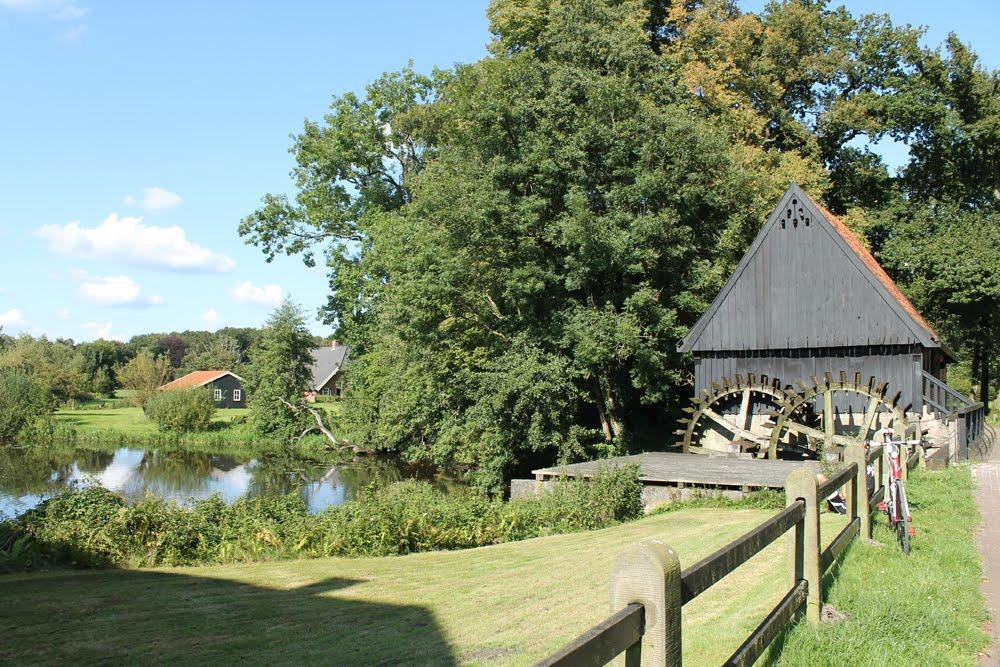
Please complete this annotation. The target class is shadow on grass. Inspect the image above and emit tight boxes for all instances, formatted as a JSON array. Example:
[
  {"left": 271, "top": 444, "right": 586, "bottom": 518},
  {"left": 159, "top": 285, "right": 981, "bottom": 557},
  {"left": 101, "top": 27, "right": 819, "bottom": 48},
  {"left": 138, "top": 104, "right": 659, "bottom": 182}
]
[{"left": 0, "top": 570, "right": 457, "bottom": 664}]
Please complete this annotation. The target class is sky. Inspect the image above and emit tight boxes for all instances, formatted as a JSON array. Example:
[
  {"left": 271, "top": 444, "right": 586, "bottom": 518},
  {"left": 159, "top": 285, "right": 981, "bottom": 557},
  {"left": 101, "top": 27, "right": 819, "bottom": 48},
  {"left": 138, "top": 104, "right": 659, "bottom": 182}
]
[{"left": 0, "top": 0, "right": 996, "bottom": 342}]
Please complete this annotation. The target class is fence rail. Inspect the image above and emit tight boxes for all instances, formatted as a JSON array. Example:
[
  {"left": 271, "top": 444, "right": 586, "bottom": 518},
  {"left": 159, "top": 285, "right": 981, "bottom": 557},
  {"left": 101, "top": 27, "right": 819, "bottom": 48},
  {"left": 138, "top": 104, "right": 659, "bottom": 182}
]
[{"left": 538, "top": 442, "right": 891, "bottom": 666}]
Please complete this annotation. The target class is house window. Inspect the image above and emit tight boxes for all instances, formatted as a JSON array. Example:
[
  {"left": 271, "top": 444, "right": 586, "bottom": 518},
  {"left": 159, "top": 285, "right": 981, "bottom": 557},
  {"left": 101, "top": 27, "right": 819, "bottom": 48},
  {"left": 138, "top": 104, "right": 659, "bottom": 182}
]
[
  {"left": 233, "top": 389, "right": 242, "bottom": 402},
  {"left": 214, "top": 388, "right": 223, "bottom": 401}
]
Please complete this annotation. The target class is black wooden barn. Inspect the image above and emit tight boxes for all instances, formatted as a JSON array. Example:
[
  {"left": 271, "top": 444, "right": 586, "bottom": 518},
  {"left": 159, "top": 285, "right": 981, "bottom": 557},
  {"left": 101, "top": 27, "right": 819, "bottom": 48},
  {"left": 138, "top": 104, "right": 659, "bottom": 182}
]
[
  {"left": 159, "top": 370, "right": 246, "bottom": 409},
  {"left": 678, "top": 183, "right": 955, "bottom": 418}
]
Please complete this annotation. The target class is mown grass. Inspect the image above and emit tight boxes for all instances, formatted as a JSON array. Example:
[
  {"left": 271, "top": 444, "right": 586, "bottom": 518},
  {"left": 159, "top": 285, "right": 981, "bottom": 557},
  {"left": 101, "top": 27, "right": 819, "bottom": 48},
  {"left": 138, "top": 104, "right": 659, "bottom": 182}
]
[
  {"left": 770, "top": 465, "right": 989, "bottom": 666},
  {"left": 0, "top": 506, "right": 795, "bottom": 665}
]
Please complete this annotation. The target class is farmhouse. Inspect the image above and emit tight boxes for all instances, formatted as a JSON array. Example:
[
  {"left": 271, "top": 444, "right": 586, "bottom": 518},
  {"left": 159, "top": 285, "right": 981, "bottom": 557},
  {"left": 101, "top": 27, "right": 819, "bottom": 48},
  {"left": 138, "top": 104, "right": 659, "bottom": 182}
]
[
  {"left": 159, "top": 370, "right": 246, "bottom": 409},
  {"left": 677, "top": 182, "right": 983, "bottom": 458},
  {"left": 308, "top": 342, "right": 349, "bottom": 398}
]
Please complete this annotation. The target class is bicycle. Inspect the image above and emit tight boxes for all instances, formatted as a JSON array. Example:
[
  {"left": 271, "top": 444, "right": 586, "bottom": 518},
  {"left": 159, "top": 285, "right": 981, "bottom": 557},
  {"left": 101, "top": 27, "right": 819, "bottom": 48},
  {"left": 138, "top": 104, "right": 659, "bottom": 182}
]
[{"left": 870, "top": 427, "right": 918, "bottom": 554}]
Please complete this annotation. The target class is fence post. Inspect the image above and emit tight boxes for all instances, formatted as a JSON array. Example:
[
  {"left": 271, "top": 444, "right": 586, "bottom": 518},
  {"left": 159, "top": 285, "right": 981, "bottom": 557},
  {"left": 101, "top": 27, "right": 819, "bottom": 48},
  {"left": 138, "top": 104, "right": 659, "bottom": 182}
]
[
  {"left": 610, "top": 539, "right": 681, "bottom": 666},
  {"left": 785, "top": 468, "right": 821, "bottom": 625},
  {"left": 844, "top": 444, "right": 867, "bottom": 540}
]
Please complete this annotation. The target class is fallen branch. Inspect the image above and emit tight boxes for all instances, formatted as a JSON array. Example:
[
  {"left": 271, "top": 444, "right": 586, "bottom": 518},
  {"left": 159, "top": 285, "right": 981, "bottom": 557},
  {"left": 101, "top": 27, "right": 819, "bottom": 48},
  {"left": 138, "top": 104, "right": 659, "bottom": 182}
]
[{"left": 279, "top": 398, "right": 369, "bottom": 455}]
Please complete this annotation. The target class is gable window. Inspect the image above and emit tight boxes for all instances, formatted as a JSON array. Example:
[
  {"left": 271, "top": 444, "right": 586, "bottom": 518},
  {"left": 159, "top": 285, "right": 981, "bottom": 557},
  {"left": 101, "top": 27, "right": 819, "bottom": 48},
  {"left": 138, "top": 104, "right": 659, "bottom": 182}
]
[
  {"left": 214, "top": 388, "right": 223, "bottom": 401},
  {"left": 233, "top": 389, "right": 242, "bottom": 402}
]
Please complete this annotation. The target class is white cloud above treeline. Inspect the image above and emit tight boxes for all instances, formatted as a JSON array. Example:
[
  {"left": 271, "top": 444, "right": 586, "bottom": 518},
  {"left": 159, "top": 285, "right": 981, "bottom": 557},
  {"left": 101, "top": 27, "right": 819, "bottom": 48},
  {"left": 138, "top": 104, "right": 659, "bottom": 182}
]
[
  {"left": 36, "top": 214, "right": 235, "bottom": 273},
  {"left": 0, "top": 308, "right": 25, "bottom": 327},
  {"left": 123, "top": 187, "right": 183, "bottom": 213},
  {"left": 201, "top": 309, "right": 221, "bottom": 331},
  {"left": 232, "top": 281, "right": 282, "bottom": 307},
  {"left": 81, "top": 321, "right": 123, "bottom": 342},
  {"left": 75, "top": 272, "right": 164, "bottom": 307}
]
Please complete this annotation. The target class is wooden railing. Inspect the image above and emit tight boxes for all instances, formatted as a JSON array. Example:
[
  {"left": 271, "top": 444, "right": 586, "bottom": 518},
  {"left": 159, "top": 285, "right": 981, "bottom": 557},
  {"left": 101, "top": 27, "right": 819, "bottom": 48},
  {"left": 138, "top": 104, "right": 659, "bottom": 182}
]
[
  {"left": 538, "top": 443, "right": 899, "bottom": 667},
  {"left": 920, "top": 371, "right": 987, "bottom": 461},
  {"left": 921, "top": 370, "right": 974, "bottom": 416}
]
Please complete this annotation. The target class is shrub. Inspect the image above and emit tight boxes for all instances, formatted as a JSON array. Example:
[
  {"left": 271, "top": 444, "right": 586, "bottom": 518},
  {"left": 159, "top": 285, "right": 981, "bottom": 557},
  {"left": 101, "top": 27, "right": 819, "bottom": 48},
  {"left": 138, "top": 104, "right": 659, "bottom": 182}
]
[
  {"left": 0, "top": 465, "right": 643, "bottom": 569},
  {"left": 0, "top": 370, "right": 52, "bottom": 443},
  {"left": 145, "top": 388, "right": 216, "bottom": 433}
]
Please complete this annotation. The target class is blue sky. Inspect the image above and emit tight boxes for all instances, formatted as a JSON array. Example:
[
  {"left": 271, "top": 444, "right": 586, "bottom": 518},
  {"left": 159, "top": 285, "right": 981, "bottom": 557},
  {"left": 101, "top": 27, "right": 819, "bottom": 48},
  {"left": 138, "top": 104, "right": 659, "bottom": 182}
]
[{"left": 0, "top": 1, "right": 996, "bottom": 341}]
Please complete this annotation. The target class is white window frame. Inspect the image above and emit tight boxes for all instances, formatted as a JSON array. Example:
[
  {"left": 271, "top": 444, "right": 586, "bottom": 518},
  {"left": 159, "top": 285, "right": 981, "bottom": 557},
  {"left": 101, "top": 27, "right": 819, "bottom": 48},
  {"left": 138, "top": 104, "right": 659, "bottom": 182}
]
[
  {"left": 214, "top": 388, "right": 223, "bottom": 401},
  {"left": 233, "top": 389, "right": 242, "bottom": 402}
]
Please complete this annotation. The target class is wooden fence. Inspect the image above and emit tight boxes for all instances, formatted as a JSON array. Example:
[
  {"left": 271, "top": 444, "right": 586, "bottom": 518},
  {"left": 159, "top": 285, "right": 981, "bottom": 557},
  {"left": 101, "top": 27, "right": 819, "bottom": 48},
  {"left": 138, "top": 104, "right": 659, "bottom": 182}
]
[{"left": 538, "top": 442, "right": 920, "bottom": 666}]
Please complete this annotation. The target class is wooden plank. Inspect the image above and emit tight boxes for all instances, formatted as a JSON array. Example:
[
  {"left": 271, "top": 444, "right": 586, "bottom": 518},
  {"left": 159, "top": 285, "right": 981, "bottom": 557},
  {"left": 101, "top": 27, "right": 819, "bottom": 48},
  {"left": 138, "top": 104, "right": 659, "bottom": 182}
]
[
  {"left": 536, "top": 603, "right": 644, "bottom": 667},
  {"left": 681, "top": 502, "right": 805, "bottom": 603},
  {"left": 820, "top": 517, "right": 860, "bottom": 572},
  {"left": 869, "top": 485, "right": 885, "bottom": 513},
  {"left": 533, "top": 453, "right": 822, "bottom": 489},
  {"left": 724, "top": 580, "right": 808, "bottom": 667},
  {"left": 818, "top": 463, "right": 857, "bottom": 499}
]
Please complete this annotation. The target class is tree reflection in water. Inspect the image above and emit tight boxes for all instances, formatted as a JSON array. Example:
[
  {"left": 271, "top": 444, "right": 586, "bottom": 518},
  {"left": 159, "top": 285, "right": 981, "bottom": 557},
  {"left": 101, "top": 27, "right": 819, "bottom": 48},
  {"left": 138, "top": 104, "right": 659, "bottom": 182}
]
[{"left": 0, "top": 444, "right": 457, "bottom": 519}]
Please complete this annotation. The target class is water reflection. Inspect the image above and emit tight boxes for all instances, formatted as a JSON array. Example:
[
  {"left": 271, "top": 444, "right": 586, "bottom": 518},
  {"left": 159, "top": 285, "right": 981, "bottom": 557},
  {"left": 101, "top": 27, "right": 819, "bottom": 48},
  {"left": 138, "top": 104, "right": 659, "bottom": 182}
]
[{"left": 0, "top": 445, "right": 436, "bottom": 520}]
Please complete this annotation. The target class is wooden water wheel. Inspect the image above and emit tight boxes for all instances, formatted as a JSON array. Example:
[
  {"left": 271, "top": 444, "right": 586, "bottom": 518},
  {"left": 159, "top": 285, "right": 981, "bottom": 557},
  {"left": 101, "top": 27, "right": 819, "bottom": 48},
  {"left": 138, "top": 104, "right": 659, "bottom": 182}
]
[
  {"left": 763, "top": 371, "right": 910, "bottom": 460},
  {"left": 674, "top": 374, "right": 788, "bottom": 456}
]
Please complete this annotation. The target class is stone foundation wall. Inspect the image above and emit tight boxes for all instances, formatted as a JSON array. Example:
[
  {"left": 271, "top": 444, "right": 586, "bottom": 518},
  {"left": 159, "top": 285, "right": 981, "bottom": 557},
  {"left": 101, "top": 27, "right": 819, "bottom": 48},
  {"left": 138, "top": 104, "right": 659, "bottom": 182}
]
[{"left": 509, "top": 478, "right": 746, "bottom": 511}]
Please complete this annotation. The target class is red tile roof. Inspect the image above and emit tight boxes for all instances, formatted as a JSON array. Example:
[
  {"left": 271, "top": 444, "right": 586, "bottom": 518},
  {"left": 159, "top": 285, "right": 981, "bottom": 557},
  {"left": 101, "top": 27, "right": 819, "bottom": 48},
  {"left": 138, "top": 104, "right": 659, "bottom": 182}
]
[
  {"left": 806, "top": 195, "right": 941, "bottom": 344},
  {"left": 159, "top": 370, "right": 232, "bottom": 391}
]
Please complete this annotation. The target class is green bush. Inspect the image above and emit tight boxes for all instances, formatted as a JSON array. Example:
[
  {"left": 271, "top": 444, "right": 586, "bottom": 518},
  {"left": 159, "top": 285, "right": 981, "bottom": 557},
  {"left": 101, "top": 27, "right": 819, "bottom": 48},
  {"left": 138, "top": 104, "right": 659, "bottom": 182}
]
[
  {"left": 0, "top": 465, "right": 642, "bottom": 569},
  {"left": 145, "top": 388, "right": 217, "bottom": 433},
  {"left": 0, "top": 370, "right": 52, "bottom": 443}
]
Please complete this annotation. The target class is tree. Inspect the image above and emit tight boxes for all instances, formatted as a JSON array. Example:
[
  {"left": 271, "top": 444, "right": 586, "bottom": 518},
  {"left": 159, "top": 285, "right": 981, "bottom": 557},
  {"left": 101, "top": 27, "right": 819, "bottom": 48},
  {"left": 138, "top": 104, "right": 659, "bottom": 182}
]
[
  {"left": 0, "top": 336, "right": 89, "bottom": 401},
  {"left": 179, "top": 335, "right": 246, "bottom": 376},
  {"left": 115, "top": 352, "right": 171, "bottom": 410},
  {"left": 875, "top": 36, "right": 999, "bottom": 406},
  {"left": 0, "top": 370, "right": 52, "bottom": 443},
  {"left": 243, "top": 299, "right": 316, "bottom": 440},
  {"left": 78, "top": 339, "right": 127, "bottom": 395},
  {"left": 154, "top": 335, "right": 189, "bottom": 369}
]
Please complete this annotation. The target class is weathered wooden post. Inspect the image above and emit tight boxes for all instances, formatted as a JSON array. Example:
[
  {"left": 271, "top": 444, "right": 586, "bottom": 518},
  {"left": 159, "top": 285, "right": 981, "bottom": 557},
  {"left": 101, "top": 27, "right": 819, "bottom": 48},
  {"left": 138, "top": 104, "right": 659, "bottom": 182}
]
[
  {"left": 785, "top": 468, "right": 821, "bottom": 625},
  {"left": 844, "top": 443, "right": 865, "bottom": 538},
  {"left": 610, "top": 539, "right": 682, "bottom": 666}
]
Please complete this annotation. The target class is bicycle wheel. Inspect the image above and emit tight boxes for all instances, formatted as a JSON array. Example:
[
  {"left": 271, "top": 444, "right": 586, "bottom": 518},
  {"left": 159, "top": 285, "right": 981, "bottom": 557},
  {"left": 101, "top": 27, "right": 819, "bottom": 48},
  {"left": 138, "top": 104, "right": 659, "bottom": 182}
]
[{"left": 895, "top": 485, "right": 910, "bottom": 555}]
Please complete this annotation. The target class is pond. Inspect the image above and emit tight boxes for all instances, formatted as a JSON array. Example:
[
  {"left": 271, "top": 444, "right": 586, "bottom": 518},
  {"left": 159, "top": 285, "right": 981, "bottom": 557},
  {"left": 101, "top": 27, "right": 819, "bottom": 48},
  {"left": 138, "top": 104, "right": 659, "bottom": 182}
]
[{"left": 0, "top": 445, "right": 446, "bottom": 520}]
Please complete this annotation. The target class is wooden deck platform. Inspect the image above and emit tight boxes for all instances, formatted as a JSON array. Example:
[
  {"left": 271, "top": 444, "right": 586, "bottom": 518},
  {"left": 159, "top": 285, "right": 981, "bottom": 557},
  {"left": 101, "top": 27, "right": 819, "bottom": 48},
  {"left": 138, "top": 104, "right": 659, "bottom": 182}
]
[{"left": 533, "top": 452, "right": 821, "bottom": 489}]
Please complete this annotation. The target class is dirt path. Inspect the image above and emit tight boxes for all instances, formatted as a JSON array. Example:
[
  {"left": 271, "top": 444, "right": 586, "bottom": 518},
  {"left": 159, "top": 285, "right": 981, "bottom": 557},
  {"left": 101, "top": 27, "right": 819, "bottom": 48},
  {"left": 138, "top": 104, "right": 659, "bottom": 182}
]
[{"left": 975, "top": 436, "right": 1000, "bottom": 666}]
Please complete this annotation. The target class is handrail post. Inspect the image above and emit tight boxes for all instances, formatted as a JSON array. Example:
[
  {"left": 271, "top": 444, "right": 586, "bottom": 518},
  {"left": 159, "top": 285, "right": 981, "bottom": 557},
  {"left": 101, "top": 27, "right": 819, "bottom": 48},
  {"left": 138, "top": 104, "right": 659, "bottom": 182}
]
[
  {"left": 844, "top": 444, "right": 867, "bottom": 540},
  {"left": 785, "top": 469, "right": 821, "bottom": 625},
  {"left": 610, "top": 539, "right": 682, "bottom": 666}
]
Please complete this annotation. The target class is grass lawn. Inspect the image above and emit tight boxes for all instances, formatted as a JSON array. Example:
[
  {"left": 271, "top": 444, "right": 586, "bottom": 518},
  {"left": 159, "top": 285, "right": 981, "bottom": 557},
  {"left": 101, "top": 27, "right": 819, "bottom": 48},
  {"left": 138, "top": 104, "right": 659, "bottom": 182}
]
[
  {"left": 0, "top": 467, "right": 984, "bottom": 665},
  {"left": 1, "top": 505, "right": 842, "bottom": 665},
  {"left": 54, "top": 406, "right": 249, "bottom": 436}
]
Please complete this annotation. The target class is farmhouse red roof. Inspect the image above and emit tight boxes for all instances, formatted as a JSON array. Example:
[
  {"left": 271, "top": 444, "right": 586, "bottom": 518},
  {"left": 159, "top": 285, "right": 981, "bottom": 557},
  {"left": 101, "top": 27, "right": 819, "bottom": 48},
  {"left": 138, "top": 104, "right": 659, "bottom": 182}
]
[
  {"left": 159, "top": 370, "right": 231, "bottom": 391},
  {"left": 809, "top": 196, "right": 942, "bottom": 345}
]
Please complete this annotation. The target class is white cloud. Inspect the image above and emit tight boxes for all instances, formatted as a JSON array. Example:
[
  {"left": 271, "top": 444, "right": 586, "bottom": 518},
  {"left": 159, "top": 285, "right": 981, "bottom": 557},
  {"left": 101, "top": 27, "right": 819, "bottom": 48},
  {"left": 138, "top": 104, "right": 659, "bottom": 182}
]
[
  {"left": 36, "top": 213, "right": 235, "bottom": 273},
  {"left": 76, "top": 273, "right": 164, "bottom": 307},
  {"left": 232, "top": 281, "right": 282, "bottom": 307},
  {"left": 1, "top": 0, "right": 87, "bottom": 38},
  {"left": 123, "top": 187, "right": 183, "bottom": 213},
  {"left": 201, "top": 308, "right": 221, "bottom": 331},
  {"left": 0, "top": 308, "right": 25, "bottom": 327},
  {"left": 81, "top": 321, "right": 124, "bottom": 342},
  {"left": 56, "top": 307, "right": 71, "bottom": 320}
]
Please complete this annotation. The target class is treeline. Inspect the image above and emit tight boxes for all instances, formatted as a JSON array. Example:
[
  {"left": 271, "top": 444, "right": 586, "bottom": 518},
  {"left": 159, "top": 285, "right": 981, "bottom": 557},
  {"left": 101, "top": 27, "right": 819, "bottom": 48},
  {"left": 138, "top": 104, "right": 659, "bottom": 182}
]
[{"left": 0, "top": 326, "right": 333, "bottom": 402}]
